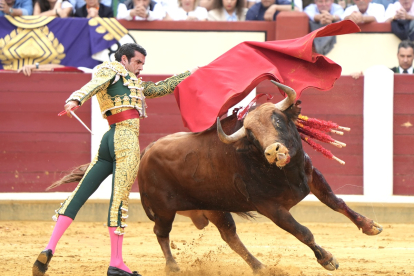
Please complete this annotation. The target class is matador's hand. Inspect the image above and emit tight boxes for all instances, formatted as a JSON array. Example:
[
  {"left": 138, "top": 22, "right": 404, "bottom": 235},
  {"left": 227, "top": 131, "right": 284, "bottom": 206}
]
[{"left": 64, "top": 100, "right": 79, "bottom": 118}]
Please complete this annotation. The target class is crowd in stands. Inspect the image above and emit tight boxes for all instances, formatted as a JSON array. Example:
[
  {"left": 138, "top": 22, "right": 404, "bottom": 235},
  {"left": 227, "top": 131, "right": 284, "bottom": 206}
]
[
  {"left": 2, "top": 0, "right": 414, "bottom": 56},
  {"left": 1, "top": 0, "right": 414, "bottom": 27}
]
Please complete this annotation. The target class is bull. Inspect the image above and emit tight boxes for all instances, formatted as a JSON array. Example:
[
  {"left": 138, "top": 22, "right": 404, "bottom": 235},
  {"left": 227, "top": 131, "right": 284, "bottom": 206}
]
[
  {"left": 138, "top": 81, "right": 383, "bottom": 273},
  {"left": 51, "top": 82, "right": 383, "bottom": 274}
]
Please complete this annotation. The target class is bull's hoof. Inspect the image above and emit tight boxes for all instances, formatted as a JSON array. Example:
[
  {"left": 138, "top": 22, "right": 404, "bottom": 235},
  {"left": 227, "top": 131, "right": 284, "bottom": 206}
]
[
  {"left": 362, "top": 221, "right": 383, "bottom": 236},
  {"left": 165, "top": 262, "right": 180, "bottom": 274},
  {"left": 318, "top": 256, "right": 339, "bottom": 271},
  {"left": 252, "top": 263, "right": 266, "bottom": 274}
]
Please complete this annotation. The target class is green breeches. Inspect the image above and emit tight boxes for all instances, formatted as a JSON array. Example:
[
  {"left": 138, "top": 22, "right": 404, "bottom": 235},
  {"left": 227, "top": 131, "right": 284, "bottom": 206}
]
[{"left": 55, "top": 118, "right": 140, "bottom": 235}]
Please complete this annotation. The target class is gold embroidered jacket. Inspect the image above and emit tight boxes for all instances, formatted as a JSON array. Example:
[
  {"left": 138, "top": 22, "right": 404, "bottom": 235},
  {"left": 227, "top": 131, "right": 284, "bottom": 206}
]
[{"left": 66, "top": 61, "right": 190, "bottom": 118}]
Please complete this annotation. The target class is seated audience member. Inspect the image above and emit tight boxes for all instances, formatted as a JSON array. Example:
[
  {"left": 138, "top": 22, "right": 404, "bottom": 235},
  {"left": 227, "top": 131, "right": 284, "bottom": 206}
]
[
  {"left": 34, "top": 0, "right": 73, "bottom": 17},
  {"left": 117, "top": 0, "right": 165, "bottom": 20},
  {"left": 341, "top": 0, "right": 386, "bottom": 24},
  {"left": 70, "top": 0, "right": 112, "bottom": 11},
  {"left": 385, "top": 0, "right": 414, "bottom": 40},
  {"left": 351, "top": 40, "right": 414, "bottom": 78},
  {"left": 165, "top": 0, "right": 208, "bottom": 20},
  {"left": 372, "top": 0, "right": 398, "bottom": 10},
  {"left": 304, "top": 0, "right": 343, "bottom": 54},
  {"left": 208, "top": 0, "right": 247, "bottom": 21},
  {"left": 305, "top": 0, "right": 343, "bottom": 24},
  {"left": 0, "top": 0, "right": 33, "bottom": 16},
  {"left": 247, "top": 0, "right": 302, "bottom": 10},
  {"left": 391, "top": 40, "right": 414, "bottom": 73},
  {"left": 75, "top": 0, "right": 113, "bottom": 17},
  {"left": 246, "top": 0, "right": 297, "bottom": 21}
]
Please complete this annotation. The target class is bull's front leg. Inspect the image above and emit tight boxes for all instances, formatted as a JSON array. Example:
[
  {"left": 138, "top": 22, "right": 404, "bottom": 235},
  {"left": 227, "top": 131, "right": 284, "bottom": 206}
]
[
  {"left": 306, "top": 156, "right": 382, "bottom": 235},
  {"left": 257, "top": 204, "right": 339, "bottom": 271},
  {"left": 203, "top": 210, "right": 265, "bottom": 273}
]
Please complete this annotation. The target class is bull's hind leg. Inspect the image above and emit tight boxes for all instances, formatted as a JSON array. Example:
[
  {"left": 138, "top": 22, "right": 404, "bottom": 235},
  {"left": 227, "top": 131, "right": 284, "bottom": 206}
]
[
  {"left": 306, "top": 157, "right": 382, "bottom": 235},
  {"left": 257, "top": 204, "right": 338, "bottom": 271},
  {"left": 153, "top": 211, "right": 180, "bottom": 273},
  {"left": 203, "top": 211, "right": 265, "bottom": 273}
]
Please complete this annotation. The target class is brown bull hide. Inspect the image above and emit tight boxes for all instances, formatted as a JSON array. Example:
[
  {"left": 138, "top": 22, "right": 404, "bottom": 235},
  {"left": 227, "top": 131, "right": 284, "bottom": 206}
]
[{"left": 138, "top": 103, "right": 383, "bottom": 273}]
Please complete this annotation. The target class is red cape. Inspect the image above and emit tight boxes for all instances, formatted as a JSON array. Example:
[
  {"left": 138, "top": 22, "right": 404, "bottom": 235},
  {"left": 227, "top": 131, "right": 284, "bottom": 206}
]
[{"left": 174, "top": 20, "right": 360, "bottom": 132}]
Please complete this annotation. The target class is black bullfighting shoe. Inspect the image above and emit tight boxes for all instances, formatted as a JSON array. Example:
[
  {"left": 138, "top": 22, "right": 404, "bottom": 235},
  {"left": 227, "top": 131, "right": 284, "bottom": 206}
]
[
  {"left": 107, "top": 266, "right": 142, "bottom": 276},
  {"left": 32, "top": 249, "right": 53, "bottom": 276}
]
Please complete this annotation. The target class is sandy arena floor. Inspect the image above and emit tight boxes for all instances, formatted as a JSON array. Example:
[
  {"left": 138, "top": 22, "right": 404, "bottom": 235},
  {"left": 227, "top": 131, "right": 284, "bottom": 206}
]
[{"left": 1, "top": 220, "right": 414, "bottom": 276}]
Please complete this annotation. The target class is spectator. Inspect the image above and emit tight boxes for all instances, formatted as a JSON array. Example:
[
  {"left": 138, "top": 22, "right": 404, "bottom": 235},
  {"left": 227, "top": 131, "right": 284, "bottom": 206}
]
[
  {"left": 208, "top": 0, "right": 247, "bottom": 21},
  {"left": 117, "top": 0, "right": 165, "bottom": 20},
  {"left": 304, "top": 0, "right": 343, "bottom": 55},
  {"left": 341, "top": 0, "right": 386, "bottom": 24},
  {"left": 305, "top": 0, "right": 343, "bottom": 24},
  {"left": 70, "top": 0, "right": 112, "bottom": 11},
  {"left": 385, "top": 0, "right": 414, "bottom": 40},
  {"left": 372, "top": 0, "right": 398, "bottom": 10},
  {"left": 34, "top": 0, "right": 73, "bottom": 17},
  {"left": 75, "top": 0, "right": 114, "bottom": 17},
  {"left": 247, "top": 0, "right": 302, "bottom": 11},
  {"left": 0, "top": 0, "right": 33, "bottom": 16},
  {"left": 391, "top": 40, "right": 414, "bottom": 73},
  {"left": 246, "top": 0, "right": 297, "bottom": 21},
  {"left": 351, "top": 40, "right": 414, "bottom": 79},
  {"left": 165, "top": 0, "right": 208, "bottom": 20}
]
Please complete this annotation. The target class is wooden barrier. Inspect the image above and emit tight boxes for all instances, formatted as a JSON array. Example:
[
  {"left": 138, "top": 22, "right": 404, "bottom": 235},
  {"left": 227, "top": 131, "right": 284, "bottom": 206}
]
[
  {"left": 1, "top": 71, "right": 413, "bottom": 195},
  {"left": 0, "top": 71, "right": 92, "bottom": 193}
]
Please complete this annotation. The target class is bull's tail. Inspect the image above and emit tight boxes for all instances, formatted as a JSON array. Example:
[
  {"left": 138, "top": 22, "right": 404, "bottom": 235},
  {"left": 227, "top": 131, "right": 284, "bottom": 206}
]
[
  {"left": 234, "top": 211, "right": 257, "bottom": 220},
  {"left": 46, "top": 163, "right": 90, "bottom": 191}
]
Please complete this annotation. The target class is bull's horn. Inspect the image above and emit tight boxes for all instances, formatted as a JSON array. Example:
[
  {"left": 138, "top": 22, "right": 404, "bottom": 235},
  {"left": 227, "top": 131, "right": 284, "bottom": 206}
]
[
  {"left": 217, "top": 117, "right": 246, "bottom": 144},
  {"left": 271, "top": 80, "right": 297, "bottom": 111}
]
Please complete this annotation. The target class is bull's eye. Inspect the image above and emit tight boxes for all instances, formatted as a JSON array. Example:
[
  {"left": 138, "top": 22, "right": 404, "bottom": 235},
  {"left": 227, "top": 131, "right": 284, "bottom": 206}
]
[{"left": 272, "top": 117, "right": 280, "bottom": 128}]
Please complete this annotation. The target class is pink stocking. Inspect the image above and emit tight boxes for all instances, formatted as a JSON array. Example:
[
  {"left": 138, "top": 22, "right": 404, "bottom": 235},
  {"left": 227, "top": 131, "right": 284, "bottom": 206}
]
[
  {"left": 108, "top": 227, "right": 131, "bottom": 273},
  {"left": 45, "top": 215, "right": 73, "bottom": 254}
]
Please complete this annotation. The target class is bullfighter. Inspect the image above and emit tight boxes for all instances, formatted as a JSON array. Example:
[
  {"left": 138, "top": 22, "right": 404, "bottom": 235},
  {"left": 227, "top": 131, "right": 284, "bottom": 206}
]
[{"left": 32, "top": 43, "right": 197, "bottom": 276}]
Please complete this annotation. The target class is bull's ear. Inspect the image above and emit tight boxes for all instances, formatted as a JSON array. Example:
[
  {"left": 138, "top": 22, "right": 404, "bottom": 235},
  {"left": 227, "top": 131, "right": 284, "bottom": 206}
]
[{"left": 285, "top": 100, "right": 302, "bottom": 121}]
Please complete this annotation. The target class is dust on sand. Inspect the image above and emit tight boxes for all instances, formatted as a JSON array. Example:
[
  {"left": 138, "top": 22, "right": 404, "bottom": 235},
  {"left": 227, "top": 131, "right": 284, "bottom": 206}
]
[{"left": 1, "top": 221, "right": 414, "bottom": 276}]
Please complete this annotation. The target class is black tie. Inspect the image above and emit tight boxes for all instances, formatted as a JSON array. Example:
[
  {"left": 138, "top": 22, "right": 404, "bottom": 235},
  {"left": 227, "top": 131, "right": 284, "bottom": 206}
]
[{"left": 403, "top": 69, "right": 408, "bottom": 74}]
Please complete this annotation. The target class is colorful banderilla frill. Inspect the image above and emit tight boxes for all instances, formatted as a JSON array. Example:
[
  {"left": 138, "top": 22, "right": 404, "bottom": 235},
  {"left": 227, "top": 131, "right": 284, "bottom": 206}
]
[{"left": 296, "top": 115, "right": 350, "bottom": 165}]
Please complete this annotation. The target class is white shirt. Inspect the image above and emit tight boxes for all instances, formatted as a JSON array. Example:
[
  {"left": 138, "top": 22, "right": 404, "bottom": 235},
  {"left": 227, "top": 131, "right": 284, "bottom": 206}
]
[
  {"left": 341, "top": 3, "right": 386, "bottom": 22},
  {"left": 167, "top": 6, "right": 208, "bottom": 20},
  {"left": 385, "top": 1, "right": 414, "bottom": 21},
  {"left": 116, "top": 2, "right": 166, "bottom": 20},
  {"left": 398, "top": 66, "right": 413, "bottom": 73}
]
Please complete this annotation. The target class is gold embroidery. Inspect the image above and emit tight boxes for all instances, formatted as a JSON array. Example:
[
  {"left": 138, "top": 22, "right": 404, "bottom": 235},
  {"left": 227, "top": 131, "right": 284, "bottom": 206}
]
[
  {"left": 4, "top": 15, "right": 55, "bottom": 29},
  {"left": 88, "top": 17, "right": 128, "bottom": 41},
  {"left": 0, "top": 26, "right": 65, "bottom": 70},
  {"left": 66, "top": 62, "right": 190, "bottom": 119},
  {"left": 143, "top": 71, "right": 191, "bottom": 99},
  {"left": 109, "top": 118, "right": 140, "bottom": 231}
]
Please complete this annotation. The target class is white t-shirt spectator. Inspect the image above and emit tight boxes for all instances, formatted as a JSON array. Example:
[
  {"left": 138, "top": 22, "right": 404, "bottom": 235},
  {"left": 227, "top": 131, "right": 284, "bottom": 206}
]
[
  {"left": 116, "top": 2, "right": 166, "bottom": 20},
  {"left": 167, "top": 6, "right": 208, "bottom": 20},
  {"left": 341, "top": 2, "right": 386, "bottom": 22},
  {"left": 385, "top": 1, "right": 414, "bottom": 20},
  {"left": 247, "top": 0, "right": 302, "bottom": 12},
  {"left": 304, "top": 3, "right": 344, "bottom": 21}
]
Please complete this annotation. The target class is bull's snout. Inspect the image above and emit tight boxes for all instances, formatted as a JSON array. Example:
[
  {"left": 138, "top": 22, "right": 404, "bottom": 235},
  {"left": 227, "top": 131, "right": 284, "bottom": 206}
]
[{"left": 265, "top": 143, "right": 290, "bottom": 167}]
